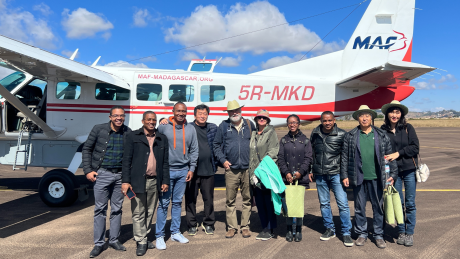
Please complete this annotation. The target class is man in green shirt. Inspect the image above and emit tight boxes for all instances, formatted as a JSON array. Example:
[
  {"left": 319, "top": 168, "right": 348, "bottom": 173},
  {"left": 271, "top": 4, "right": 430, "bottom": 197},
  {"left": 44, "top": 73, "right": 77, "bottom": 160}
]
[{"left": 341, "top": 105, "right": 397, "bottom": 249}]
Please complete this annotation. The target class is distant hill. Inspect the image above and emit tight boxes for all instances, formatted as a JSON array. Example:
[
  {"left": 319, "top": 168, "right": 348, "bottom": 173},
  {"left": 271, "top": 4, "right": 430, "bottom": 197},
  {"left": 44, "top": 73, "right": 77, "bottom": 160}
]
[{"left": 337, "top": 109, "right": 460, "bottom": 120}]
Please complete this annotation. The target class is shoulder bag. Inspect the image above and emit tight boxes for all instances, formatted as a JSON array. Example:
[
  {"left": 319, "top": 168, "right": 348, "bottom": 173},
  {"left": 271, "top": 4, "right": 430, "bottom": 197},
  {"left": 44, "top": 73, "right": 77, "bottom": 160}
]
[{"left": 406, "top": 127, "right": 430, "bottom": 182}]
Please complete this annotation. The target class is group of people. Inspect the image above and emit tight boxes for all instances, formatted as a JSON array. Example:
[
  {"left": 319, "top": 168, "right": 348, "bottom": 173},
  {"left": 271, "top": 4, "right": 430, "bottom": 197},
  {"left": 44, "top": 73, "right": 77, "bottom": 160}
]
[{"left": 82, "top": 99, "right": 420, "bottom": 257}]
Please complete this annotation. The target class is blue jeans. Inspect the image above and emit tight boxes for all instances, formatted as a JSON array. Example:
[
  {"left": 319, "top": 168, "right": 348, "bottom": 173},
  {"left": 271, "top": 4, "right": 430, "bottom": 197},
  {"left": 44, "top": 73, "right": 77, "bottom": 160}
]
[
  {"left": 156, "top": 169, "right": 188, "bottom": 238},
  {"left": 315, "top": 174, "right": 352, "bottom": 236},
  {"left": 353, "top": 179, "right": 385, "bottom": 239},
  {"left": 394, "top": 170, "right": 417, "bottom": 235}
]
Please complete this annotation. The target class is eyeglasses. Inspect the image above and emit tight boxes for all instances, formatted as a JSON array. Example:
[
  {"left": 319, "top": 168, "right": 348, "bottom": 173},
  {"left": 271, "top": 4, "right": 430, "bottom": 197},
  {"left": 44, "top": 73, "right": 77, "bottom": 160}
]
[
  {"left": 110, "top": 114, "right": 126, "bottom": 118},
  {"left": 256, "top": 117, "right": 268, "bottom": 121},
  {"left": 288, "top": 122, "right": 299, "bottom": 125}
]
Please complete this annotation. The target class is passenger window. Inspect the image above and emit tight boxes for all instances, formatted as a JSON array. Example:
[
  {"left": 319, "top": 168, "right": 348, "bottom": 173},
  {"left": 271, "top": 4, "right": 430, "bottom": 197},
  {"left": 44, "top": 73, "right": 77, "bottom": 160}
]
[
  {"left": 168, "top": 85, "right": 194, "bottom": 102},
  {"left": 201, "top": 85, "right": 225, "bottom": 102},
  {"left": 56, "top": 82, "right": 81, "bottom": 100},
  {"left": 137, "top": 84, "right": 162, "bottom": 101},
  {"left": 95, "top": 83, "right": 130, "bottom": 100}
]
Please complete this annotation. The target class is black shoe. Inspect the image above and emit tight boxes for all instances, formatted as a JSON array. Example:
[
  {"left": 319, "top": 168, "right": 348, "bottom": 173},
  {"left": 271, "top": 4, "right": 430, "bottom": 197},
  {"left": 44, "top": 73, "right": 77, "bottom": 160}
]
[
  {"left": 320, "top": 228, "right": 336, "bottom": 241},
  {"left": 188, "top": 226, "right": 198, "bottom": 236},
  {"left": 343, "top": 235, "right": 354, "bottom": 247},
  {"left": 286, "top": 225, "right": 293, "bottom": 242},
  {"left": 89, "top": 245, "right": 103, "bottom": 258},
  {"left": 202, "top": 223, "right": 214, "bottom": 235},
  {"left": 147, "top": 241, "right": 155, "bottom": 249},
  {"left": 405, "top": 234, "right": 414, "bottom": 247},
  {"left": 294, "top": 226, "right": 302, "bottom": 242},
  {"left": 397, "top": 233, "right": 406, "bottom": 245},
  {"left": 109, "top": 241, "right": 126, "bottom": 251},
  {"left": 256, "top": 229, "right": 273, "bottom": 241},
  {"left": 136, "top": 243, "right": 148, "bottom": 256}
]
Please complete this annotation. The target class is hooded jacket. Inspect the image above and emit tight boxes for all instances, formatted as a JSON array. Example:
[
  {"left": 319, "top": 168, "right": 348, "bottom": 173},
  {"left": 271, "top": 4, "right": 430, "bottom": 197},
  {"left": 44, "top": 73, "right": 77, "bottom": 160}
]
[
  {"left": 157, "top": 117, "right": 198, "bottom": 172},
  {"left": 340, "top": 125, "right": 398, "bottom": 188},
  {"left": 380, "top": 123, "right": 419, "bottom": 173}
]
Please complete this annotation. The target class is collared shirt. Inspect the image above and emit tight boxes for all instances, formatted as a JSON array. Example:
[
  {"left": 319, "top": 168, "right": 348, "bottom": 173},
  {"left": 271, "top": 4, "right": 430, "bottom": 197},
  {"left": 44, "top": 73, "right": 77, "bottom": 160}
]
[
  {"left": 101, "top": 127, "right": 125, "bottom": 168},
  {"left": 360, "top": 128, "right": 377, "bottom": 180},
  {"left": 233, "top": 119, "right": 244, "bottom": 132},
  {"left": 144, "top": 128, "right": 157, "bottom": 177}
]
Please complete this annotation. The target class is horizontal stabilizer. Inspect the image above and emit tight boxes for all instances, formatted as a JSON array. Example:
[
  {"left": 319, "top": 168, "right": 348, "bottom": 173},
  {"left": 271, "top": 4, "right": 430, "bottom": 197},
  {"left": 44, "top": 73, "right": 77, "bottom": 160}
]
[
  {"left": 0, "top": 35, "right": 129, "bottom": 89},
  {"left": 337, "top": 60, "right": 436, "bottom": 88}
]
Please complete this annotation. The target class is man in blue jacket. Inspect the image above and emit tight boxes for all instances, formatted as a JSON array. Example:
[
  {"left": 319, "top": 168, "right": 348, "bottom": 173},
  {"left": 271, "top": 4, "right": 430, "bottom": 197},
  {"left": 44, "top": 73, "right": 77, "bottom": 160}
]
[
  {"left": 185, "top": 104, "right": 219, "bottom": 236},
  {"left": 213, "top": 100, "right": 255, "bottom": 239}
]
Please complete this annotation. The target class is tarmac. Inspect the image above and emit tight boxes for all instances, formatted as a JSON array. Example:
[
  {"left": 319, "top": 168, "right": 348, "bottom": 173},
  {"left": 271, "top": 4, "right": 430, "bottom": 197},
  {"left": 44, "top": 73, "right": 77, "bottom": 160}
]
[{"left": 0, "top": 127, "right": 459, "bottom": 259}]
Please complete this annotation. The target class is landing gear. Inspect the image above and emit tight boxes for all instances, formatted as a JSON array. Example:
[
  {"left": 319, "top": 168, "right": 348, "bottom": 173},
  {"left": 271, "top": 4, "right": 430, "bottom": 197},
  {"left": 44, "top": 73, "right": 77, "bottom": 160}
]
[{"left": 38, "top": 169, "right": 79, "bottom": 207}]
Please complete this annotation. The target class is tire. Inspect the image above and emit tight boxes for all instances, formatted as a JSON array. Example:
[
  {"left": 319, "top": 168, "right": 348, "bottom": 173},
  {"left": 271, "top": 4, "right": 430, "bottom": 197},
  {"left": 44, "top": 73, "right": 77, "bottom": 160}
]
[{"left": 39, "top": 169, "right": 79, "bottom": 207}]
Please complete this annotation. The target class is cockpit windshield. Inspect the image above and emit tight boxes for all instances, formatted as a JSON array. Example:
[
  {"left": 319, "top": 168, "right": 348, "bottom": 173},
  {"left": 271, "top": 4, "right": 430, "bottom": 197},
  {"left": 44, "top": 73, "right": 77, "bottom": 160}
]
[{"left": 0, "top": 71, "right": 26, "bottom": 99}]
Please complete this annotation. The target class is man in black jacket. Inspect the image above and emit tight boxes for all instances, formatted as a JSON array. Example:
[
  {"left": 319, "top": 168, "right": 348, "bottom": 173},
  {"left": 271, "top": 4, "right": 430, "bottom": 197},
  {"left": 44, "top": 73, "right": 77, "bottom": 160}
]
[
  {"left": 341, "top": 105, "right": 398, "bottom": 249},
  {"left": 122, "top": 111, "right": 169, "bottom": 256},
  {"left": 82, "top": 106, "right": 131, "bottom": 258},
  {"left": 309, "top": 111, "right": 353, "bottom": 247},
  {"left": 213, "top": 100, "right": 256, "bottom": 239}
]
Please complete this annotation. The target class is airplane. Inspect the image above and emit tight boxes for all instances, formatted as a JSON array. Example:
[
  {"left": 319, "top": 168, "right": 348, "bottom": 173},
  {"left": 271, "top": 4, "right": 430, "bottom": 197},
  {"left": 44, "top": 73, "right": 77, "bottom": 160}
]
[{"left": 0, "top": 0, "right": 435, "bottom": 207}]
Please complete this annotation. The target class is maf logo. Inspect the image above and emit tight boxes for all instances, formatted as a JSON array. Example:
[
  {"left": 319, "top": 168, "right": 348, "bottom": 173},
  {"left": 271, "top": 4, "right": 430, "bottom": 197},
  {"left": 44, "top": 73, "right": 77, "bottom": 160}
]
[{"left": 352, "top": 30, "right": 408, "bottom": 52}]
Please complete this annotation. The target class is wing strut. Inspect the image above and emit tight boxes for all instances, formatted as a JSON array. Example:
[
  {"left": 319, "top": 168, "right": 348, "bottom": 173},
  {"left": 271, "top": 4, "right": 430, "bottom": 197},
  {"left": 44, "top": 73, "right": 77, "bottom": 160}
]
[{"left": 0, "top": 83, "right": 58, "bottom": 138}]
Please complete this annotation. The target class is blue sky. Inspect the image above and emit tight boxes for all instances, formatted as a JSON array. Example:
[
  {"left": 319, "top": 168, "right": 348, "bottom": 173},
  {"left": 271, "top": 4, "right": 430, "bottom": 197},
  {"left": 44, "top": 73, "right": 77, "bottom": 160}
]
[{"left": 0, "top": 0, "right": 458, "bottom": 112}]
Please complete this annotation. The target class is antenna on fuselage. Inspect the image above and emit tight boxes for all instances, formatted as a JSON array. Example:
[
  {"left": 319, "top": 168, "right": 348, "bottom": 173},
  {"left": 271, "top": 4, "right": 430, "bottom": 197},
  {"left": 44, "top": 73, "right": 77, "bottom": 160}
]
[
  {"left": 91, "top": 56, "right": 101, "bottom": 67},
  {"left": 69, "top": 49, "right": 79, "bottom": 60},
  {"left": 215, "top": 57, "right": 222, "bottom": 66}
]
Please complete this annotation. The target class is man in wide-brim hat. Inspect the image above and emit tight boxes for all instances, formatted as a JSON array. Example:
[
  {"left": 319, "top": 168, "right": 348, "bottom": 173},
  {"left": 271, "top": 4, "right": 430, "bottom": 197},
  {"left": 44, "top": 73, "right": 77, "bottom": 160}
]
[
  {"left": 341, "top": 105, "right": 398, "bottom": 249},
  {"left": 213, "top": 100, "right": 256, "bottom": 239}
]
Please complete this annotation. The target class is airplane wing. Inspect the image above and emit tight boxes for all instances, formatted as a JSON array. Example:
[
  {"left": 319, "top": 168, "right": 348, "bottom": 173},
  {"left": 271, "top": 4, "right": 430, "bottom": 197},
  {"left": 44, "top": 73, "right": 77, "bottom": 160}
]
[
  {"left": 337, "top": 60, "right": 436, "bottom": 88},
  {"left": 0, "top": 34, "right": 129, "bottom": 89}
]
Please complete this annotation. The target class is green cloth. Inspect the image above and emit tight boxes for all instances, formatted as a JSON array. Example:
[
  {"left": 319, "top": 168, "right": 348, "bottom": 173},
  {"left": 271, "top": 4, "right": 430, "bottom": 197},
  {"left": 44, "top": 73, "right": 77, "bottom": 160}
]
[
  {"left": 360, "top": 129, "right": 377, "bottom": 180},
  {"left": 254, "top": 156, "right": 286, "bottom": 215},
  {"left": 249, "top": 125, "right": 280, "bottom": 185}
]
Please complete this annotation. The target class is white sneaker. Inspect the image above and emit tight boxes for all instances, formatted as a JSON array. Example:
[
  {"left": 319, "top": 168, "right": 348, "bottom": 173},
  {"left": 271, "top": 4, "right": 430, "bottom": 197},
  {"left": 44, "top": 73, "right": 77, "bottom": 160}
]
[{"left": 171, "top": 233, "right": 189, "bottom": 244}]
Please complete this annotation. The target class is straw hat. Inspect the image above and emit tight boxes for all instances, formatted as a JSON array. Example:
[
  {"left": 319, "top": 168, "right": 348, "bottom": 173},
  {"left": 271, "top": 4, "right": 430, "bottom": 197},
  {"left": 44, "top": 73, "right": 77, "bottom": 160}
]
[
  {"left": 224, "top": 100, "right": 244, "bottom": 111},
  {"left": 381, "top": 100, "right": 409, "bottom": 116},
  {"left": 254, "top": 109, "right": 271, "bottom": 123},
  {"left": 352, "top": 105, "right": 377, "bottom": 120}
]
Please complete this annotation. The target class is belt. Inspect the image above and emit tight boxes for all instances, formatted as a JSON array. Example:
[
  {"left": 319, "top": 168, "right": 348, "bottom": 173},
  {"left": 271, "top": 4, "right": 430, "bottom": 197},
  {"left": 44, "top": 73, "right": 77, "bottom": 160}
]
[
  {"left": 146, "top": 175, "right": 156, "bottom": 179},
  {"left": 103, "top": 168, "right": 122, "bottom": 173}
]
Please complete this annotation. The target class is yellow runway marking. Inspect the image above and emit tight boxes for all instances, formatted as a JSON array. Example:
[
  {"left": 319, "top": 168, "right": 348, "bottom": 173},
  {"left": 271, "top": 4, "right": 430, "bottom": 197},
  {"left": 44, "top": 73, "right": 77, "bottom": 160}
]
[
  {"left": 0, "top": 211, "right": 50, "bottom": 230},
  {"left": 420, "top": 146, "right": 460, "bottom": 150}
]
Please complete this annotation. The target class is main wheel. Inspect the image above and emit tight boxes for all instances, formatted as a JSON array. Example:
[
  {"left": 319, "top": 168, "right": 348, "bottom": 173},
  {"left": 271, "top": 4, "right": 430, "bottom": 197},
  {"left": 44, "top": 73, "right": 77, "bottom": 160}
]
[{"left": 39, "top": 169, "right": 79, "bottom": 207}]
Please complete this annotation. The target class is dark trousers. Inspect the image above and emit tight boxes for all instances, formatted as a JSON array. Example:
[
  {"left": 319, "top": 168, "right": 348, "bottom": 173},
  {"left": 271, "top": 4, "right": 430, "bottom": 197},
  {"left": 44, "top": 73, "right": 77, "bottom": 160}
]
[
  {"left": 254, "top": 186, "right": 277, "bottom": 230},
  {"left": 353, "top": 179, "right": 385, "bottom": 239},
  {"left": 185, "top": 175, "right": 215, "bottom": 228}
]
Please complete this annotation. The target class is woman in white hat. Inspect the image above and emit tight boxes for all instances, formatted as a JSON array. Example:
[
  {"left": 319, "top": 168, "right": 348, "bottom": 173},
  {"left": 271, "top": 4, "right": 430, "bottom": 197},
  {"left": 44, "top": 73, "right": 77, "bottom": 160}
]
[{"left": 380, "top": 100, "right": 420, "bottom": 247}]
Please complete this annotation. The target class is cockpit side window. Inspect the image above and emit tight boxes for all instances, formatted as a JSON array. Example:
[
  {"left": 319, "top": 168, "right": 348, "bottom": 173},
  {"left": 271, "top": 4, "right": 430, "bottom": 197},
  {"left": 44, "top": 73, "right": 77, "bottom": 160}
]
[
  {"left": 56, "top": 82, "right": 81, "bottom": 100},
  {"left": 0, "top": 71, "right": 26, "bottom": 98}
]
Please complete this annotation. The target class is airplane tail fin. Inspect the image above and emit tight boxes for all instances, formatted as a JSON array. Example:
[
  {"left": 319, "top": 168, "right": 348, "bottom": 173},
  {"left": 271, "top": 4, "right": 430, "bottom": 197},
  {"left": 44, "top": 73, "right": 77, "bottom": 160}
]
[{"left": 341, "top": 0, "right": 415, "bottom": 78}]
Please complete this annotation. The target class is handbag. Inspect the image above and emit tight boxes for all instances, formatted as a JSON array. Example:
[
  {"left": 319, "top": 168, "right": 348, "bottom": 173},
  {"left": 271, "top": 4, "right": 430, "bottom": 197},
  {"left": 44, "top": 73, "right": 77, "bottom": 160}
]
[
  {"left": 412, "top": 155, "right": 430, "bottom": 183},
  {"left": 406, "top": 127, "right": 430, "bottom": 182},
  {"left": 383, "top": 185, "right": 404, "bottom": 225},
  {"left": 285, "top": 180, "right": 305, "bottom": 218}
]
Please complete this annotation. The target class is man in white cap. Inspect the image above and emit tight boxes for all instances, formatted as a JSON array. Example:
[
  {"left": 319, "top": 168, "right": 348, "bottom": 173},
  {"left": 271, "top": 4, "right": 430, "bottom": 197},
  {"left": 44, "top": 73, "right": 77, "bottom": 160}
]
[
  {"left": 213, "top": 100, "right": 256, "bottom": 238},
  {"left": 341, "top": 105, "right": 397, "bottom": 249}
]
